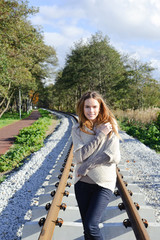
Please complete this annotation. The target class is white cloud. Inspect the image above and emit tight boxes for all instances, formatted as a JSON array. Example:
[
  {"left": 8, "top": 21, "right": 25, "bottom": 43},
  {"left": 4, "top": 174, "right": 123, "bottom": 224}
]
[
  {"left": 31, "top": 4, "right": 86, "bottom": 26},
  {"left": 128, "top": 46, "right": 155, "bottom": 60},
  {"left": 31, "top": 0, "right": 160, "bottom": 40},
  {"left": 31, "top": 15, "right": 50, "bottom": 25},
  {"left": 29, "top": 0, "right": 160, "bottom": 80},
  {"left": 43, "top": 32, "right": 70, "bottom": 66},
  {"left": 151, "top": 58, "right": 160, "bottom": 70},
  {"left": 151, "top": 13, "right": 160, "bottom": 27},
  {"left": 81, "top": 0, "right": 160, "bottom": 40},
  {"left": 44, "top": 29, "right": 91, "bottom": 67},
  {"left": 44, "top": 32, "right": 67, "bottom": 47}
]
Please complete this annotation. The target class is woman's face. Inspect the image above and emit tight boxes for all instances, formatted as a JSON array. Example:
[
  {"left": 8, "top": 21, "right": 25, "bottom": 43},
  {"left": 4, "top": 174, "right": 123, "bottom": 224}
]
[{"left": 84, "top": 98, "right": 100, "bottom": 122}]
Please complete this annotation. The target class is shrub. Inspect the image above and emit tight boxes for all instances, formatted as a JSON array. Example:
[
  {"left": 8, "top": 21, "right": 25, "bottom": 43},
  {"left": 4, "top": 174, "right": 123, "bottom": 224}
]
[
  {"left": 0, "top": 109, "right": 56, "bottom": 172},
  {"left": 120, "top": 112, "right": 160, "bottom": 152}
]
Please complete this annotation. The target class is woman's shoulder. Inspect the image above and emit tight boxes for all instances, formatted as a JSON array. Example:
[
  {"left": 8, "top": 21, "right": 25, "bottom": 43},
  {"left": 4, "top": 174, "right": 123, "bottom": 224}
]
[
  {"left": 72, "top": 122, "right": 80, "bottom": 129},
  {"left": 72, "top": 122, "right": 80, "bottom": 134}
]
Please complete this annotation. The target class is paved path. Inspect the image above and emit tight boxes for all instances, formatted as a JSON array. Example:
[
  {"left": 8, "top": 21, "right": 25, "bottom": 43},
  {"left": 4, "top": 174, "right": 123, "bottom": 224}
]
[{"left": 0, "top": 111, "right": 41, "bottom": 155}]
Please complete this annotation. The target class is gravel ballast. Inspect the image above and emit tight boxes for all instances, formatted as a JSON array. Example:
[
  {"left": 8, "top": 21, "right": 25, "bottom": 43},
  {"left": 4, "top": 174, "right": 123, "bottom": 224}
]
[
  {"left": 0, "top": 112, "right": 160, "bottom": 239},
  {"left": 0, "top": 112, "right": 73, "bottom": 240},
  {"left": 120, "top": 130, "right": 160, "bottom": 222}
]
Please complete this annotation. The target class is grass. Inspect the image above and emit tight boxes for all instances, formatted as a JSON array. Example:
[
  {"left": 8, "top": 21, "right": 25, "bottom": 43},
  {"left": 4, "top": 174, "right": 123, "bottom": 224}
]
[
  {"left": 113, "top": 107, "right": 160, "bottom": 124},
  {"left": 0, "top": 109, "right": 58, "bottom": 181},
  {"left": 0, "top": 112, "right": 31, "bottom": 129},
  {"left": 114, "top": 108, "right": 160, "bottom": 153}
]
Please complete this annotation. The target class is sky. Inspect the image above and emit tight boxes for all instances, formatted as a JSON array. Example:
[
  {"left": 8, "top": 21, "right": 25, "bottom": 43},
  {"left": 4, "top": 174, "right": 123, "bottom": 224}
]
[{"left": 27, "top": 0, "right": 160, "bottom": 80}]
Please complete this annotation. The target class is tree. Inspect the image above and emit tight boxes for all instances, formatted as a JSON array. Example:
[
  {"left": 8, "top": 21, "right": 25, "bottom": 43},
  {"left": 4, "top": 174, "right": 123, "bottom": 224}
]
[
  {"left": 54, "top": 32, "right": 126, "bottom": 111},
  {"left": 43, "top": 31, "right": 160, "bottom": 112},
  {"left": 0, "top": 0, "right": 57, "bottom": 117},
  {"left": 122, "top": 58, "right": 159, "bottom": 109}
]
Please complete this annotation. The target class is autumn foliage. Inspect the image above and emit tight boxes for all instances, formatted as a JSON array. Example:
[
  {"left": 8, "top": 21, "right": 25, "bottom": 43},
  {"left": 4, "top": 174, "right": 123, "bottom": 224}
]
[{"left": 29, "top": 90, "right": 39, "bottom": 105}]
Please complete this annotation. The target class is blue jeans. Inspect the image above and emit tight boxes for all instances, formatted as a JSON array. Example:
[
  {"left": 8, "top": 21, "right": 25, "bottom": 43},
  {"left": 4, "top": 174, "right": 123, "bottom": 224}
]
[{"left": 74, "top": 181, "right": 113, "bottom": 240}]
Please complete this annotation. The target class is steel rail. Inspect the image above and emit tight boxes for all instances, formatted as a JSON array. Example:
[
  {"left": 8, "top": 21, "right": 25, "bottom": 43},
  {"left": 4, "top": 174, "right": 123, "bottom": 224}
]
[
  {"left": 38, "top": 145, "right": 73, "bottom": 240},
  {"left": 70, "top": 113, "right": 150, "bottom": 239},
  {"left": 116, "top": 168, "right": 150, "bottom": 240},
  {"left": 38, "top": 112, "right": 150, "bottom": 240}
]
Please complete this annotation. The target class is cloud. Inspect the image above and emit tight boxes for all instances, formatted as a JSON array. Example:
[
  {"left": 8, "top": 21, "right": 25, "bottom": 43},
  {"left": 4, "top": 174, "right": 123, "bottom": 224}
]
[
  {"left": 80, "top": 0, "right": 160, "bottom": 40},
  {"left": 150, "top": 58, "right": 160, "bottom": 70},
  {"left": 29, "top": 0, "right": 160, "bottom": 79},
  {"left": 43, "top": 29, "right": 91, "bottom": 67},
  {"left": 31, "top": 0, "right": 160, "bottom": 40},
  {"left": 31, "top": 4, "right": 86, "bottom": 29}
]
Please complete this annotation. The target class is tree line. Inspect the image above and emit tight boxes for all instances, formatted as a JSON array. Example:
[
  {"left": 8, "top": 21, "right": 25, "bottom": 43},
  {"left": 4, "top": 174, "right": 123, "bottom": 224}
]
[
  {"left": 0, "top": 1, "right": 159, "bottom": 116},
  {"left": 0, "top": 0, "right": 57, "bottom": 117},
  {"left": 40, "top": 32, "right": 160, "bottom": 112}
]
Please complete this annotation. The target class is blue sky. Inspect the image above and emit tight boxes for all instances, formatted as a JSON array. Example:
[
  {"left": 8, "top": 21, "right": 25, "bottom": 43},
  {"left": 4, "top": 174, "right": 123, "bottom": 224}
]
[{"left": 28, "top": 0, "right": 160, "bottom": 80}]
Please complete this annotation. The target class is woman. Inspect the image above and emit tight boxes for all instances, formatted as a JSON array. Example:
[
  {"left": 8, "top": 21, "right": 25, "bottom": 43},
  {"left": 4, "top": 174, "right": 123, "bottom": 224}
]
[{"left": 72, "top": 91, "right": 121, "bottom": 240}]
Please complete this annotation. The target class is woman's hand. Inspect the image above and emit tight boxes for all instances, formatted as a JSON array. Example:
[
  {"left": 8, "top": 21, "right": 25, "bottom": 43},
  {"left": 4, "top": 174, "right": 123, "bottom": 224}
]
[{"left": 99, "top": 122, "right": 112, "bottom": 136}]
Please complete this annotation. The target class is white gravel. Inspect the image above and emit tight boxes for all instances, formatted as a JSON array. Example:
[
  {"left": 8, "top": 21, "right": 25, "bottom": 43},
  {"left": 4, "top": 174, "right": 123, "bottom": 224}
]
[
  {"left": 120, "top": 130, "right": 160, "bottom": 222},
  {"left": 0, "top": 111, "right": 73, "bottom": 240},
  {"left": 0, "top": 113, "right": 160, "bottom": 240}
]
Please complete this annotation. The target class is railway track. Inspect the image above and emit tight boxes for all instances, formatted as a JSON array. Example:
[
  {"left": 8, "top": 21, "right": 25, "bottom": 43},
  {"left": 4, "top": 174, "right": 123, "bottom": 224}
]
[{"left": 22, "top": 111, "right": 160, "bottom": 240}]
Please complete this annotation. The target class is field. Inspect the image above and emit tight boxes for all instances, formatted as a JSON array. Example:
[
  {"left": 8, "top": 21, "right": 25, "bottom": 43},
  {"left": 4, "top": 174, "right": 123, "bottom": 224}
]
[{"left": 114, "top": 108, "right": 160, "bottom": 152}]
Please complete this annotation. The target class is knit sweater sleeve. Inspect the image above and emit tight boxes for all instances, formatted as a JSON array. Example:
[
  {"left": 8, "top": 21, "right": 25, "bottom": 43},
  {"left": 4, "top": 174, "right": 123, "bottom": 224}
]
[
  {"left": 77, "top": 133, "right": 121, "bottom": 176},
  {"left": 77, "top": 152, "right": 110, "bottom": 175},
  {"left": 103, "top": 133, "right": 121, "bottom": 164},
  {"left": 71, "top": 125, "right": 106, "bottom": 164}
]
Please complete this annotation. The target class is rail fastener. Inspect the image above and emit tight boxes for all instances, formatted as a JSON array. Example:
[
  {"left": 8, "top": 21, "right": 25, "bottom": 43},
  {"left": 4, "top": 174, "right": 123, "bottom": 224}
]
[
  {"left": 63, "top": 190, "right": 69, "bottom": 197},
  {"left": 58, "top": 174, "right": 62, "bottom": 179},
  {"left": 55, "top": 218, "right": 63, "bottom": 227},
  {"left": 123, "top": 218, "right": 132, "bottom": 228},
  {"left": 114, "top": 189, "right": 120, "bottom": 196},
  {"left": 123, "top": 218, "right": 149, "bottom": 229},
  {"left": 38, "top": 218, "right": 46, "bottom": 227},
  {"left": 68, "top": 174, "right": 73, "bottom": 179},
  {"left": 116, "top": 168, "right": 150, "bottom": 240},
  {"left": 128, "top": 190, "right": 133, "bottom": 196},
  {"left": 45, "top": 203, "right": 51, "bottom": 211},
  {"left": 60, "top": 168, "right": 64, "bottom": 173},
  {"left": 38, "top": 145, "right": 73, "bottom": 240},
  {"left": 118, "top": 202, "right": 125, "bottom": 210},
  {"left": 60, "top": 203, "right": 67, "bottom": 211},
  {"left": 50, "top": 190, "right": 56, "bottom": 197},
  {"left": 66, "top": 182, "right": 71, "bottom": 187},
  {"left": 55, "top": 182, "right": 59, "bottom": 188},
  {"left": 142, "top": 219, "right": 149, "bottom": 228},
  {"left": 134, "top": 202, "right": 140, "bottom": 210},
  {"left": 123, "top": 180, "right": 128, "bottom": 186}
]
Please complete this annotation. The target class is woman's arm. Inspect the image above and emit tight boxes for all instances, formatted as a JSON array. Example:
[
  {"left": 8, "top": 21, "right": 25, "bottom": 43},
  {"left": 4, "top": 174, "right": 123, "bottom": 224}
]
[
  {"left": 72, "top": 123, "right": 113, "bottom": 163},
  {"left": 77, "top": 152, "right": 110, "bottom": 176},
  {"left": 81, "top": 122, "right": 114, "bottom": 160},
  {"left": 81, "top": 131, "right": 105, "bottom": 160},
  {"left": 77, "top": 133, "right": 121, "bottom": 176},
  {"left": 72, "top": 128, "right": 106, "bottom": 163}
]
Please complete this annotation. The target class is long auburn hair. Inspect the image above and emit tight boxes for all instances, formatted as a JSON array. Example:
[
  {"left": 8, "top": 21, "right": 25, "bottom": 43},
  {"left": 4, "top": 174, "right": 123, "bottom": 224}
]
[{"left": 76, "top": 91, "right": 120, "bottom": 137}]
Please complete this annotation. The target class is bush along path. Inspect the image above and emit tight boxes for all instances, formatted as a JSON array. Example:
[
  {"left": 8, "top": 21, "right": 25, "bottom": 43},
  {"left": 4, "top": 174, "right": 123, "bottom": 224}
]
[
  {"left": 0, "top": 109, "right": 58, "bottom": 180},
  {"left": 119, "top": 112, "right": 160, "bottom": 152}
]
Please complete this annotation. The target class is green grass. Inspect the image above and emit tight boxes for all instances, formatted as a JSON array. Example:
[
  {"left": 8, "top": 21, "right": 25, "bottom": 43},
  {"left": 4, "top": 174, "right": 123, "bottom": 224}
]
[
  {"left": 0, "top": 175, "right": 6, "bottom": 183},
  {"left": 119, "top": 113, "right": 160, "bottom": 152},
  {"left": 0, "top": 112, "right": 31, "bottom": 129},
  {"left": 0, "top": 109, "right": 58, "bottom": 174}
]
